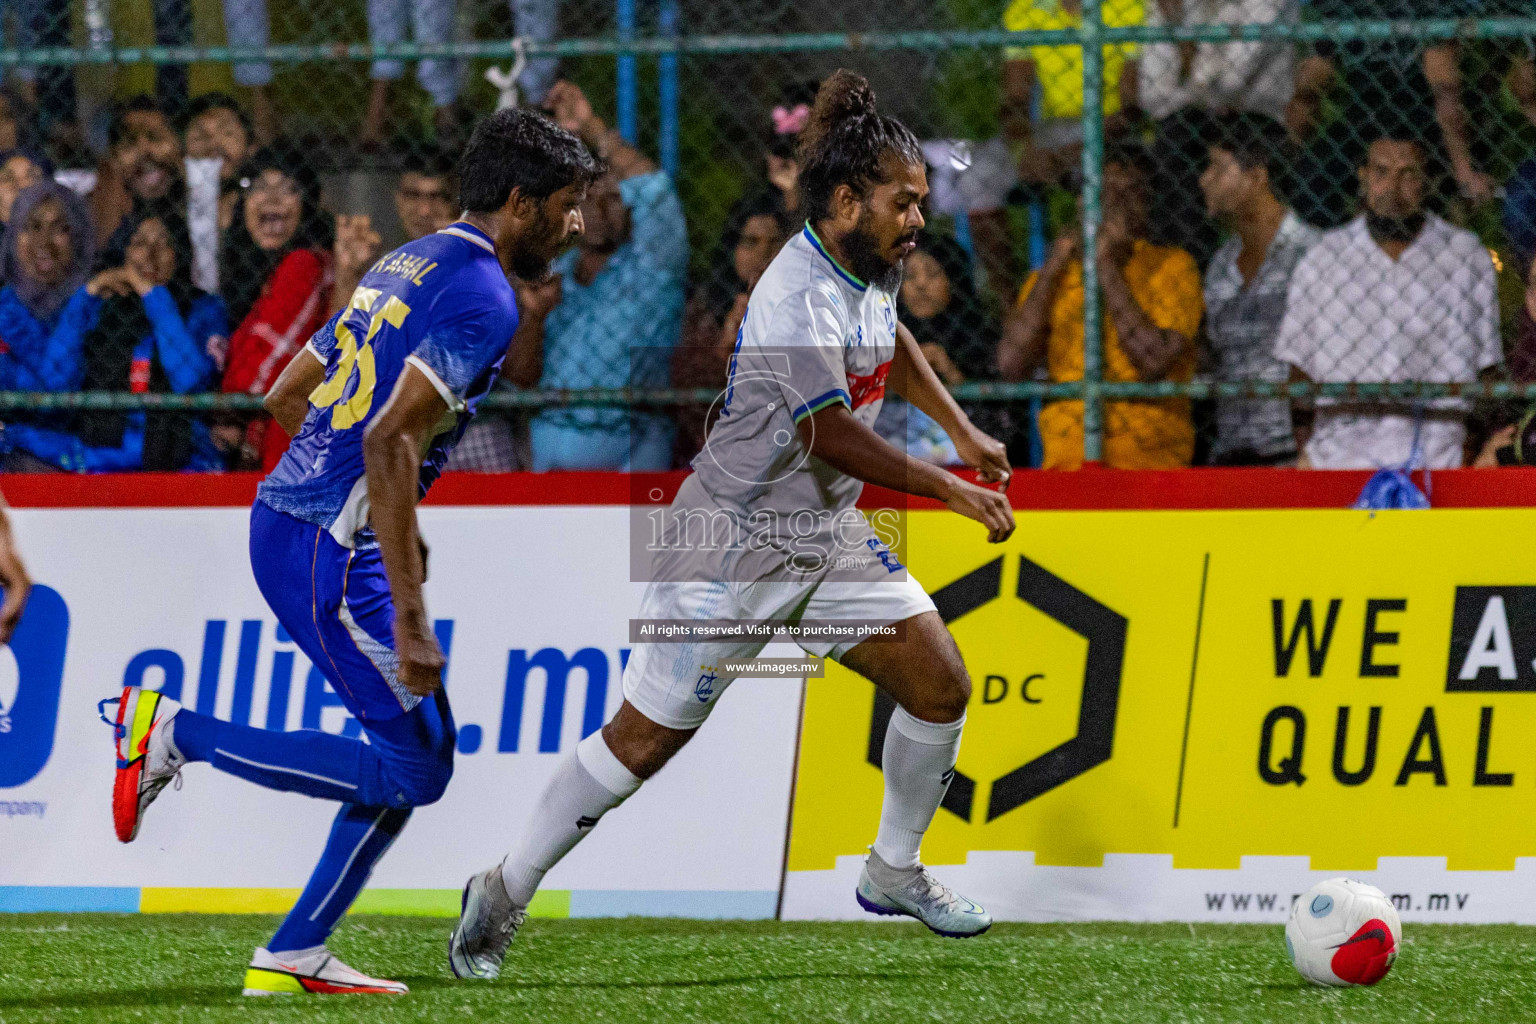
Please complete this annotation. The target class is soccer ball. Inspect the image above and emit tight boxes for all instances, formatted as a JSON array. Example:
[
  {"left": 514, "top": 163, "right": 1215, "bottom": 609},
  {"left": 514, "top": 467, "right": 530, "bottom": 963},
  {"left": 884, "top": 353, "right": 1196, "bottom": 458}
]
[{"left": 1284, "top": 878, "right": 1402, "bottom": 987}]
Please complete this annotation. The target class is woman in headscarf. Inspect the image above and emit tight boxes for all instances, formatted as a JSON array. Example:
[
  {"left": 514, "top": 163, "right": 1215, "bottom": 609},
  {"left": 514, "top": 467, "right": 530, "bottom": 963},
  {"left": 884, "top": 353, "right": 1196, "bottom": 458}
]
[
  {"left": 670, "top": 191, "right": 789, "bottom": 464},
  {"left": 0, "top": 148, "right": 52, "bottom": 238},
  {"left": 0, "top": 181, "right": 97, "bottom": 470},
  {"left": 5, "top": 201, "right": 226, "bottom": 471},
  {"left": 216, "top": 144, "right": 336, "bottom": 471}
]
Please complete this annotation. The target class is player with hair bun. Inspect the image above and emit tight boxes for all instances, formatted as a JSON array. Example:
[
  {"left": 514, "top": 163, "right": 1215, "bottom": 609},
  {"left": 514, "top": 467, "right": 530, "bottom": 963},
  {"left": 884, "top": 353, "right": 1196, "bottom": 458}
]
[{"left": 451, "top": 70, "right": 1015, "bottom": 980}]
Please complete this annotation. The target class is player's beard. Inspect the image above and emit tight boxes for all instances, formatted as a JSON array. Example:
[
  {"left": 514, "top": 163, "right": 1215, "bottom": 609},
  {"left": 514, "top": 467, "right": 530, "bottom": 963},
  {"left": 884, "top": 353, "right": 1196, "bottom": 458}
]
[
  {"left": 841, "top": 214, "right": 911, "bottom": 293},
  {"left": 509, "top": 205, "right": 561, "bottom": 281}
]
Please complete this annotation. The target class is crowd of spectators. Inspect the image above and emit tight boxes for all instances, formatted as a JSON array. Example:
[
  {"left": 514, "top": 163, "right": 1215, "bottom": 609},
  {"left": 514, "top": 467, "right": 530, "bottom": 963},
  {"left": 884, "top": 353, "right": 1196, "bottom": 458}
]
[
  {"left": 0, "top": 86, "right": 391, "bottom": 473},
  {"left": 985, "top": 0, "right": 1526, "bottom": 471},
  {"left": 4, "top": 0, "right": 1536, "bottom": 473}
]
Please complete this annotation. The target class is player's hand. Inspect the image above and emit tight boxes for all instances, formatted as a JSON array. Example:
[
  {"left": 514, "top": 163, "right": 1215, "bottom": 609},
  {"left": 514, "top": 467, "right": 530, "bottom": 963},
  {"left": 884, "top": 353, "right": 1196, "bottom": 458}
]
[
  {"left": 953, "top": 422, "right": 1011, "bottom": 492},
  {"left": 0, "top": 531, "right": 31, "bottom": 646},
  {"left": 394, "top": 614, "right": 446, "bottom": 697},
  {"left": 514, "top": 274, "right": 563, "bottom": 320},
  {"left": 334, "top": 215, "right": 383, "bottom": 280},
  {"left": 544, "top": 81, "right": 595, "bottom": 138},
  {"left": 945, "top": 477, "right": 1016, "bottom": 544}
]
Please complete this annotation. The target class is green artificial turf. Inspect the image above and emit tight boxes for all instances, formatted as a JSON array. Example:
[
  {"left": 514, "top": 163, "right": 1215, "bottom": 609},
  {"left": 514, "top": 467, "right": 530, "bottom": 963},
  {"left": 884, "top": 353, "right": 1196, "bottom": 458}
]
[{"left": 2, "top": 914, "right": 1534, "bottom": 1023}]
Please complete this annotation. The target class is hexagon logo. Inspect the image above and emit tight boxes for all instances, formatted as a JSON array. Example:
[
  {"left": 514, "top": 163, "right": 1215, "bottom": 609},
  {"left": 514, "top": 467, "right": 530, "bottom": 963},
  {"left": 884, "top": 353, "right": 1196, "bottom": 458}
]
[{"left": 866, "top": 555, "right": 1127, "bottom": 822}]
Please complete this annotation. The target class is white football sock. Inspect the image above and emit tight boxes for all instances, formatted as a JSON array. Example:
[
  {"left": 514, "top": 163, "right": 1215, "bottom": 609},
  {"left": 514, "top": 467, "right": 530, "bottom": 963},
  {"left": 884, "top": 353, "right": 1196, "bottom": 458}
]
[
  {"left": 500, "top": 731, "right": 642, "bottom": 907},
  {"left": 872, "top": 707, "right": 965, "bottom": 871}
]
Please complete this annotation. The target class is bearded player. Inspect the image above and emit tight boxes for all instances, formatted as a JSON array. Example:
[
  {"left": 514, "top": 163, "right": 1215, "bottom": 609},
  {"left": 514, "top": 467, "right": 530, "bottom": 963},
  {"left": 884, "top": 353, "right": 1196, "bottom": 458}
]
[
  {"left": 450, "top": 70, "right": 1015, "bottom": 979},
  {"left": 102, "top": 109, "right": 600, "bottom": 996}
]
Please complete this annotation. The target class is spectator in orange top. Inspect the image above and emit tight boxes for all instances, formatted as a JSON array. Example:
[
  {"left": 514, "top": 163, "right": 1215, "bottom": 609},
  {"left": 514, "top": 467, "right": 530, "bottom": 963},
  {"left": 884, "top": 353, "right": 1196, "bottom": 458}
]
[
  {"left": 216, "top": 145, "right": 380, "bottom": 470},
  {"left": 997, "top": 142, "right": 1202, "bottom": 469}
]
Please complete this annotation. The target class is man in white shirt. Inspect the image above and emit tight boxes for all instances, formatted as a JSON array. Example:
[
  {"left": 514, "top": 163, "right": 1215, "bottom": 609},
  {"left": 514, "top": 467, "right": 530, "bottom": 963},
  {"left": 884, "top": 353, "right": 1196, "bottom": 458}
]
[{"left": 1274, "top": 125, "right": 1501, "bottom": 469}]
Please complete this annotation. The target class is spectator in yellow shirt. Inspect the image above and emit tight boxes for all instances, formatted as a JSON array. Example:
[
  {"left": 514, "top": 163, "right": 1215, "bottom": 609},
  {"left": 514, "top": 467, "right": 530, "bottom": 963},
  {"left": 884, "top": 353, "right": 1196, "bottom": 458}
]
[
  {"left": 998, "top": 143, "right": 1202, "bottom": 469},
  {"left": 1000, "top": 0, "right": 1145, "bottom": 188}
]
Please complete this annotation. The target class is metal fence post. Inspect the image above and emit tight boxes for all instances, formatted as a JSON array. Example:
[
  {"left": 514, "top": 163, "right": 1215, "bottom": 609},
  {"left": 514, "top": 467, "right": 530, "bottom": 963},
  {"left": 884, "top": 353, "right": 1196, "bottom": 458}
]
[
  {"left": 658, "top": 0, "right": 680, "bottom": 176},
  {"left": 616, "top": 0, "right": 638, "bottom": 144},
  {"left": 1079, "top": 0, "right": 1105, "bottom": 465}
]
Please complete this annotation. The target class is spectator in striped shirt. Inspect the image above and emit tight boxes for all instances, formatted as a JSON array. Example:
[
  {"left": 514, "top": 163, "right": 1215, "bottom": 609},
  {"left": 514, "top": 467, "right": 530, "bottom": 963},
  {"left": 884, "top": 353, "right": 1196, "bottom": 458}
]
[{"left": 1200, "top": 113, "right": 1320, "bottom": 465}]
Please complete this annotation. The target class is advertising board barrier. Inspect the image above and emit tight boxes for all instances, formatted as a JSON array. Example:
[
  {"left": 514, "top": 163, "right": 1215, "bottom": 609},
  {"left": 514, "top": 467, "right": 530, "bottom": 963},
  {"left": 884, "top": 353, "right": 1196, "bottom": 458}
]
[
  {"left": 784, "top": 505, "right": 1536, "bottom": 923},
  {"left": 3, "top": 470, "right": 1536, "bottom": 923},
  {"left": 0, "top": 495, "right": 800, "bottom": 920}
]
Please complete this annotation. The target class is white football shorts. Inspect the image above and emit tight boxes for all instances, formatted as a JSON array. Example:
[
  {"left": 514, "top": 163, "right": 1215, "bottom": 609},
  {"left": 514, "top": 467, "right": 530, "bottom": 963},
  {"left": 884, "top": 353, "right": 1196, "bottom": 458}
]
[{"left": 621, "top": 574, "right": 937, "bottom": 730}]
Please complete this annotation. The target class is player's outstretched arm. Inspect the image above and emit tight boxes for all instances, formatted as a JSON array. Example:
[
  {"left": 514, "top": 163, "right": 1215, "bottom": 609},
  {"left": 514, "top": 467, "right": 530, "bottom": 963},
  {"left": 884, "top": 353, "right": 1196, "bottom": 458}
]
[
  {"left": 796, "top": 406, "right": 1015, "bottom": 544},
  {"left": 263, "top": 346, "right": 327, "bottom": 437},
  {"left": 363, "top": 364, "right": 451, "bottom": 696},
  {"left": 0, "top": 491, "right": 31, "bottom": 644},
  {"left": 890, "top": 322, "right": 1011, "bottom": 490}
]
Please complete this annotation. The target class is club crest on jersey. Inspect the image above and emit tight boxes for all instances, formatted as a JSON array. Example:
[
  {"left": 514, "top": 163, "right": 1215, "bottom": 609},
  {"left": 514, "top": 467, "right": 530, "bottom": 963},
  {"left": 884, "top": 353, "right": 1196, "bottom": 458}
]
[
  {"left": 847, "top": 361, "right": 892, "bottom": 411},
  {"left": 694, "top": 665, "right": 719, "bottom": 703}
]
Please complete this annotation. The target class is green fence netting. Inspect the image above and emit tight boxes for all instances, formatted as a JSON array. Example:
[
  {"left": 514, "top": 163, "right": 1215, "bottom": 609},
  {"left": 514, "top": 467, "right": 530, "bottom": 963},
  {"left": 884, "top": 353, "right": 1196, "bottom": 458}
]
[{"left": 0, "top": 2, "right": 1533, "bottom": 471}]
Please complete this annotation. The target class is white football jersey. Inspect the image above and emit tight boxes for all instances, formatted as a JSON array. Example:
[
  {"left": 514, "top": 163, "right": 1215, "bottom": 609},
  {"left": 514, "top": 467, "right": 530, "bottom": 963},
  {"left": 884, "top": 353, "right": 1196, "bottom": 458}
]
[{"left": 690, "top": 224, "right": 898, "bottom": 522}]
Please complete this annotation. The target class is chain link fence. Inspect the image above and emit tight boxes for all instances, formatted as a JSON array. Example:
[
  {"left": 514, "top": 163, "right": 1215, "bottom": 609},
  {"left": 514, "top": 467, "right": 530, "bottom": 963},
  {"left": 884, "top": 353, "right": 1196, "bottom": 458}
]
[{"left": 0, "top": 1, "right": 1534, "bottom": 472}]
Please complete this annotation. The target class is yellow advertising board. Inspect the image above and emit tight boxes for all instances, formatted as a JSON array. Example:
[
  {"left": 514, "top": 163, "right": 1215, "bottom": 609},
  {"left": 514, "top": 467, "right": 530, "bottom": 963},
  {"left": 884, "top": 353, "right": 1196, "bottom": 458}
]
[{"left": 788, "top": 508, "right": 1536, "bottom": 878}]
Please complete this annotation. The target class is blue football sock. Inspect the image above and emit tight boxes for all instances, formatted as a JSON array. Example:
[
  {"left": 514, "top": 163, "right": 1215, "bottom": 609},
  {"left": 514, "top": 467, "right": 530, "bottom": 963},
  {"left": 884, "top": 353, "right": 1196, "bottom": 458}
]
[
  {"left": 171, "top": 709, "right": 401, "bottom": 806},
  {"left": 268, "top": 803, "right": 412, "bottom": 952}
]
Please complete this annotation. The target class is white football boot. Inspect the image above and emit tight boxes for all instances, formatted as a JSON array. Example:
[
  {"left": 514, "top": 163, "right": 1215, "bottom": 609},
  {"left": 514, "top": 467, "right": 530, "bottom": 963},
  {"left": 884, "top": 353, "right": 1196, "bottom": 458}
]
[
  {"left": 855, "top": 848, "right": 992, "bottom": 938},
  {"left": 448, "top": 863, "right": 527, "bottom": 980},
  {"left": 242, "top": 946, "right": 408, "bottom": 995}
]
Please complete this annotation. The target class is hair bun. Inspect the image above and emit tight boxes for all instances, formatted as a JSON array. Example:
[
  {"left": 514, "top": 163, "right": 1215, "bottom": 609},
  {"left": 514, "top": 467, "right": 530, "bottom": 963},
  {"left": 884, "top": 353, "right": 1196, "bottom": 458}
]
[
  {"left": 798, "top": 69, "right": 875, "bottom": 160},
  {"left": 815, "top": 69, "right": 875, "bottom": 121}
]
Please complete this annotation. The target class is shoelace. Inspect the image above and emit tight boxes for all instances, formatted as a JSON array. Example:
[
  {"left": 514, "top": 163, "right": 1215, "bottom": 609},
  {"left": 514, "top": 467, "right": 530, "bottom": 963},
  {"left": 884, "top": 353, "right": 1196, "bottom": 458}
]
[
  {"left": 910, "top": 868, "right": 961, "bottom": 913},
  {"left": 97, "top": 697, "right": 123, "bottom": 733},
  {"left": 488, "top": 907, "right": 525, "bottom": 955}
]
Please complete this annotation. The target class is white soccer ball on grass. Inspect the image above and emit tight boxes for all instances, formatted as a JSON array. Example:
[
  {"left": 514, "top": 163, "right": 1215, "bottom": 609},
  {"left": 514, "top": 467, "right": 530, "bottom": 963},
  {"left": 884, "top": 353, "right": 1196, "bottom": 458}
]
[{"left": 1284, "top": 877, "right": 1402, "bottom": 987}]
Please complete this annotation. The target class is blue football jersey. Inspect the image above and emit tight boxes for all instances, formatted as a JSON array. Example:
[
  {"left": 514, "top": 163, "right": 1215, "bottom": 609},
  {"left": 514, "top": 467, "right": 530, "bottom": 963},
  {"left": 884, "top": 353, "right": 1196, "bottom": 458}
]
[{"left": 258, "top": 222, "right": 517, "bottom": 546}]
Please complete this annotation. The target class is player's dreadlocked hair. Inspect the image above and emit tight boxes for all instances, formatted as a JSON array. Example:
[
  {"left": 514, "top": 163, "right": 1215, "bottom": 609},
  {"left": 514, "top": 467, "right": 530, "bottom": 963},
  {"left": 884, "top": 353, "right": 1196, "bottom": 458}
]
[{"left": 796, "top": 70, "right": 923, "bottom": 223}]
